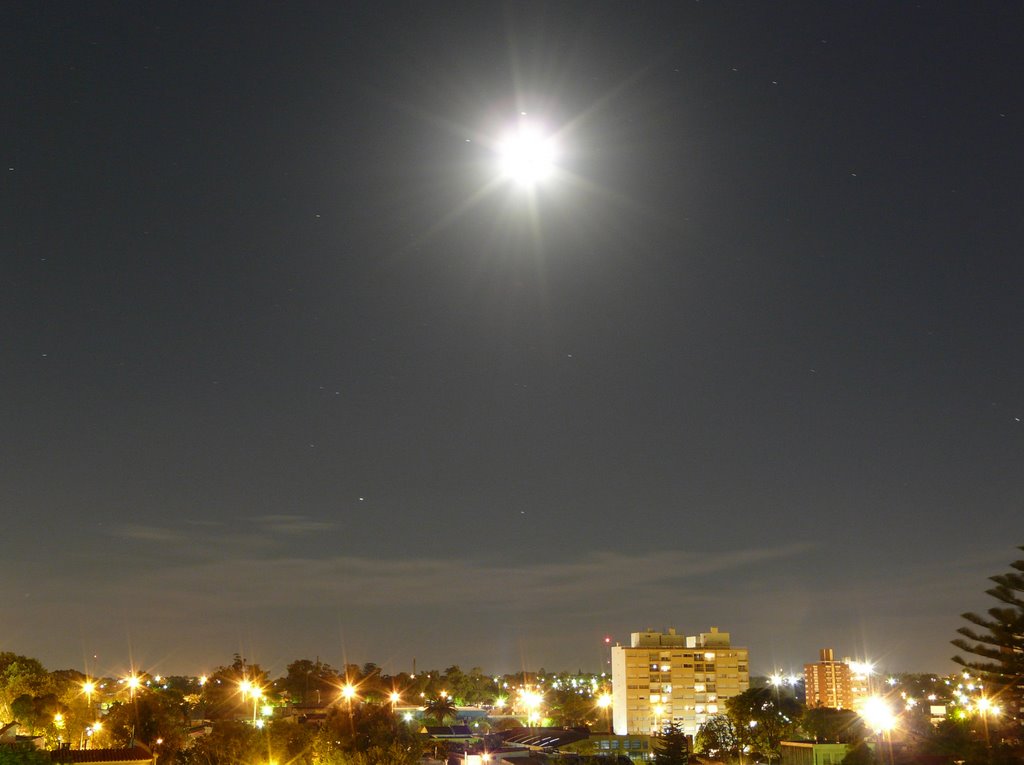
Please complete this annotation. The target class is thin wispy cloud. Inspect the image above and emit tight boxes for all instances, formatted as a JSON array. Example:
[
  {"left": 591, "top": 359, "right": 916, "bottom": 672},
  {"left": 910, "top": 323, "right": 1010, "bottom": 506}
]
[
  {"left": 106, "top": 514, "right": 336, "bottom": 549},
  {"left": 112, "top": 524, "right": 187, "bottom": 543},
  {"left": 253, "top": 515, "right": 337, "bottom": 534},
  {"left": 77, "top": 542, "right": 815, "bottom": 614}
]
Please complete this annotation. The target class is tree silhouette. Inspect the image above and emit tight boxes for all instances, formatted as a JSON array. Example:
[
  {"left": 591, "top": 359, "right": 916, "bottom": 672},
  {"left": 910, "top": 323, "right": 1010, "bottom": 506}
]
[
  {"left": 653, "top": 721, "right": 689, "bottom": 765},
  {"left": 423, "top": 696, "right": 458, "bottom": 724},
  {"left": 695, "top": 714, "right": 739, "bottom": 760},
  {"left": 951, "top": 545, "right": 1024, "bottom": 735}
]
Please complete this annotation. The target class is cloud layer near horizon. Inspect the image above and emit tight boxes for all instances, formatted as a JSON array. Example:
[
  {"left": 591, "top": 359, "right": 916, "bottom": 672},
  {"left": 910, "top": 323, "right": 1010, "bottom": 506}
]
[{"left": 0, "top": 515, "right": 1005, "bottom": 676}]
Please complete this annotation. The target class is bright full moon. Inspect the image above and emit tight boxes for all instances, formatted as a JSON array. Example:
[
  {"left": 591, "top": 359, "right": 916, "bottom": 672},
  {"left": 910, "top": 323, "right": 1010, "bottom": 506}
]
[{"left": 497, "top": 124, "right": 557, "bottom": 186}]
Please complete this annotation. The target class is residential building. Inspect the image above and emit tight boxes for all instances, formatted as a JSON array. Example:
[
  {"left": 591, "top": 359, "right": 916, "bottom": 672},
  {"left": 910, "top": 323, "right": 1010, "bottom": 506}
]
[
  {"left": 803, "top": 649, "right": 875, "bottom": 710},
  {"left": 780, "top": 741, "right": 852, "bottom": 765},
  {"left": 804, "top": 649, "right": 854, "bottom": 710},
  {"left": 610, "top": 626, "right": 749, "bottom": 738}
]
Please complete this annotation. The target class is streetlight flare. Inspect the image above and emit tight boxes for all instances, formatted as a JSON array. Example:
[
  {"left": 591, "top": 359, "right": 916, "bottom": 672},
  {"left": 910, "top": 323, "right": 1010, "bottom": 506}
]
[{"left": 859, "top": 696, "right": 896, "bottom": 732}]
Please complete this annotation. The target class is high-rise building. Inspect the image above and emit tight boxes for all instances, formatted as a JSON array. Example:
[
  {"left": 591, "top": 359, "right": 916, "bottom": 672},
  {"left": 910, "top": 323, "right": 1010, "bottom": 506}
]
[
  {"left": 611, "top": 627, "right": 749, "bottom": 737},
  {"left": 804, "top": 648, "right": 854, "bottom": 709}
]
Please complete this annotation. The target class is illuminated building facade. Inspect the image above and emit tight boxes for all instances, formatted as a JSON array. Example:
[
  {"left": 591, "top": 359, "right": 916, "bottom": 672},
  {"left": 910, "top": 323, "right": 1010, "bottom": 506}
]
[
  {"left": 610, "top": 627, "right": 749, "bottom": 737},
  {"left": 803, "top": 648, "right": 879, "bottom": 711},
  {"left": 804, "top": 648, "right": 855, "bottom": 709}
]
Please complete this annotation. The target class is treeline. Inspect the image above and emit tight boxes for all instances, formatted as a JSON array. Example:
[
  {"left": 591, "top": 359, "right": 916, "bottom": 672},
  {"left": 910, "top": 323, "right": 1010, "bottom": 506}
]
[{"left": 0, "top": 650, "right": 607, "bottom": 763}]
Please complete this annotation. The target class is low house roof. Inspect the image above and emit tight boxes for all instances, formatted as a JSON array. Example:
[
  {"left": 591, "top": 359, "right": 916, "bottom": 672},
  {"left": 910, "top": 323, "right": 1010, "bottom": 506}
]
[
  {"left": 55, "top": 747, "right": 154, "bottom": 764},
  {"left": 495, "top": 728, "right": 588, "bottom": 749},
  {"left": 423, "top": 725, "right": 475, "bottom": 738}
]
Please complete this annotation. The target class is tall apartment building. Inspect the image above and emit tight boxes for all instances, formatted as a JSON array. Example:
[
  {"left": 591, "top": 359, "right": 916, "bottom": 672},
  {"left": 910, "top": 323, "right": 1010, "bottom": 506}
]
[
  {"left": 611, "top": 627, "right": 749, "bottom": 737},
  {"left": 804, "top": 648, "right": 854, "bottom": 709}
]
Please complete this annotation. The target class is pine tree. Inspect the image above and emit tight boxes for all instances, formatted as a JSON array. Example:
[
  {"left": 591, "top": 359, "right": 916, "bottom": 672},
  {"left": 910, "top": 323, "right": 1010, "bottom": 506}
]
[
  {"left": 653, "top": 721, "right": 690, "bottom": 765},
  {"left": 951, "top": 545, "right": 1024, "bottom": 731}
]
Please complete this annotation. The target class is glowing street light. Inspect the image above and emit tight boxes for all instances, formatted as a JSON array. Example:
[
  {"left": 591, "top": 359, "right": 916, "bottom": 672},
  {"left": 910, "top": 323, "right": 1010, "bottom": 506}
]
[
  {"left": 859, "top": 697, "right": 895, "bottom": 733},
  {"left": 125, "top": 675, "right": 141, "bottom": 701},
  {"left": 85, "top": 721, "right": 102, "bottom": 749},
  {"left": 341, "top": 683, "right": 357, "bottom": 713},
  {"left": 82, "top": 679, "right": 97, "bottom": 723},
  {"left": 596, "top": 693, "right": 613, "bottom": 733},
  {"left": 859, "top": 697, "right": 896, "bottom": 765},
  {"left": 239, "top": 679, "right": 264, "bottom": 723},
  {"left": 250, "top": 687, "right": 263, "bottom": 723},
  {"left": 974, "top": 696, "right": 1001, "bottom": 753},
  {"left": 518, "top": 688, "right": 543, "bottom": 726},
  {"left": 653, "top": 704, "right": 666, "bottom": 732}
]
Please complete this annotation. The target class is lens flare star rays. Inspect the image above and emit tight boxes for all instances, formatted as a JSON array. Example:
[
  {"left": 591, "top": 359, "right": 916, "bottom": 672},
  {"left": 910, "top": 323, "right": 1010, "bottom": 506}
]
[{"left": 386, "top": 110, "right": 572, "bottom": 268}]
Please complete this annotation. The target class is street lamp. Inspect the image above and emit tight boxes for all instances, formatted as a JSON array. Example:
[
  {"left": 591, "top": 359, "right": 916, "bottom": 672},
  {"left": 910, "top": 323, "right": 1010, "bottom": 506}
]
[
  {"left": 85, "top": 721, "right": 102, "bottom": 749},
  {"left": 859, "top": 697, "right": 896, "bottom": 765},
  {"left": 341, "top": 684, "right": 357, "bottom": 706},
  {"left": 974, "top": 696, "right": 1001, "bottom": 759},
  {"left": 82, "top": 679, "right": 97, "bottom": 738},
  {"left": 239, "top": 679, "right": 263, "bottom": 724},
  {"left": 519, "top": 688, "right": 543, "bottom": 726},
  {"left": 340, "top": 684, "right": 358, "bottom": 736},
  {"left": 250, "top": 687, "right": 263, "bottom": 723},
  {"left": 125, "top": 675, "right": 141, "bottom": 699},
  {"left": 596, "top": 693, "right": 613, "bottom": 733}
]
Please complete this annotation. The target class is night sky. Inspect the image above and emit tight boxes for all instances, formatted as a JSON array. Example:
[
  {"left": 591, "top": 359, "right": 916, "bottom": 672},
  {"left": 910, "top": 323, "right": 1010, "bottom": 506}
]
[{"left": 4, "top": 2, "right": 1023, "bottom": 678}]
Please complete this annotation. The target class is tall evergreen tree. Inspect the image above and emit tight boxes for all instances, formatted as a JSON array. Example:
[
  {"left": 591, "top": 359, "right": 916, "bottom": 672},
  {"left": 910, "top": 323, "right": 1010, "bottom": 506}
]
[
  {"left": 653, "top": 721, "right": 690, "bottom": 765},
  {"left": 951, "top": 545, "right": 1024, "bottom": 732}
]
